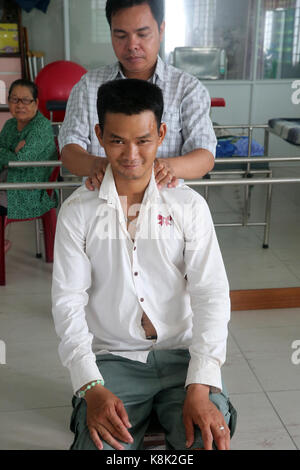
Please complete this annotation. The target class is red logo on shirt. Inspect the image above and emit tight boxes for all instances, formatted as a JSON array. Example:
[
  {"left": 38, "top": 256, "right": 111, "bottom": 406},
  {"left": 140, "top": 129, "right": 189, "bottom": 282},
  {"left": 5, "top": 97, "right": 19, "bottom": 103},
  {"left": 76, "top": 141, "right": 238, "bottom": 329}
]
[{"left": 158, "top": 214, "right": 173, "bottom": 226}]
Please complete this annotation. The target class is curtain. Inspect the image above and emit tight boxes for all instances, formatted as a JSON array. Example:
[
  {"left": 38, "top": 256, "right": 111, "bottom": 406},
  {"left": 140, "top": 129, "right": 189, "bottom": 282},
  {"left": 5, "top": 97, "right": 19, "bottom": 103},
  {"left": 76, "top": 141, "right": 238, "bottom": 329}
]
[{"left": 14, "top": 0, "right": 51, "bottom": 14}]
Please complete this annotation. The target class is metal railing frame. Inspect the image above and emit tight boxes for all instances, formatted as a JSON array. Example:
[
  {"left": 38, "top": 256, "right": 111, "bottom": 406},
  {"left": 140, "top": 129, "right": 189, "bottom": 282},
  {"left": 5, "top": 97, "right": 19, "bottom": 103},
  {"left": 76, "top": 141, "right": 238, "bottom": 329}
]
[{"left": 1, "top": 124, "right": 300, "bottom": 248}]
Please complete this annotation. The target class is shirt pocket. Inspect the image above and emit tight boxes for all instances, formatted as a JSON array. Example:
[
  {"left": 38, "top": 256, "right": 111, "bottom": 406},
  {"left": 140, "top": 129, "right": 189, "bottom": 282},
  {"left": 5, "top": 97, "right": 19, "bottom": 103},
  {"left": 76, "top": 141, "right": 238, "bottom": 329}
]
[{"left": 162, "top": 107, "right": 182, "bottom": 133}]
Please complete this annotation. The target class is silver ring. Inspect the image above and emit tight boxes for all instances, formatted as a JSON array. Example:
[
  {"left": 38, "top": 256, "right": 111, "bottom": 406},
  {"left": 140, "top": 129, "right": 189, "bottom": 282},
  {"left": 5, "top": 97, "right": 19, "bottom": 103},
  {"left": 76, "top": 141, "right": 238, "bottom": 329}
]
[{"left": 219, "top": 426, "right": 225, "bottom": 431}]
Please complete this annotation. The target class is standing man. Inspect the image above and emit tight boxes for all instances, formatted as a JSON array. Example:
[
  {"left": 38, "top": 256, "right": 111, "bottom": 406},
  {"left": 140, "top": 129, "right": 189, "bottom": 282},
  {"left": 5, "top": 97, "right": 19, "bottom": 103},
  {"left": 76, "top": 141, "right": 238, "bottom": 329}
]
[
  {"left": 52, "top": 79, "right": 236, "bottom": 451},
  {"left": 58, "top": 0, "right": 216, "bottom": 189}
]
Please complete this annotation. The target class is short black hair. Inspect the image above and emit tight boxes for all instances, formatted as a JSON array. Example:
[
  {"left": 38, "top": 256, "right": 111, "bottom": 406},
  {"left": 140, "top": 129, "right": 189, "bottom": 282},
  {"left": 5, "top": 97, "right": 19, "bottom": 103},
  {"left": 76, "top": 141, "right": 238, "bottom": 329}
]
[
  {"left": 97, "top": 79, "right": 164, "bottom": 133},
  {"left": 105, "top": 0, "right": 164, "bottom": 29},
  {"left": 8, "top": 79, "right": 38, "bottom": 101}
]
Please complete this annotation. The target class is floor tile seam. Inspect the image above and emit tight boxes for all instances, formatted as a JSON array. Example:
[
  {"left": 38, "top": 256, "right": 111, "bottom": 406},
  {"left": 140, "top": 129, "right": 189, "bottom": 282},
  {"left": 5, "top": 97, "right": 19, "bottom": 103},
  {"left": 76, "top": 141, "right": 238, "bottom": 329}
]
[
  {"left": 229, "top": 324, "right": 300, "bottom": 333},
  {"left": 229, "top": 387, "right": 300, "bottom": 396},
  {"left": 225, "top": 331, "right": 266, "bottom": 394},
  {"left": 276, "top": 261, "right": 300, "bottom": 283},
  {"left": 227, "top": 329, "right": 281, "bottom": 391},
  {"left": 229, "top": 330, "right": 300, "bottom": 448},
  {"left": 265, "top": 392, "right": 300, "bottom": 449},
  {"left": 229, "top": 329, "right": 299, "bottom": 365}
]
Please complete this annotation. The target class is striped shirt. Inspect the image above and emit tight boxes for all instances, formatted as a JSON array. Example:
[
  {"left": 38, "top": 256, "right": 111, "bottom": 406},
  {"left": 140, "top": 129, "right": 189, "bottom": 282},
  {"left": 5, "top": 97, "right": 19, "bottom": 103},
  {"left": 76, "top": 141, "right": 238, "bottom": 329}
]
[{"left": 58, "top": 56, "right": 217, "bottom": 159}]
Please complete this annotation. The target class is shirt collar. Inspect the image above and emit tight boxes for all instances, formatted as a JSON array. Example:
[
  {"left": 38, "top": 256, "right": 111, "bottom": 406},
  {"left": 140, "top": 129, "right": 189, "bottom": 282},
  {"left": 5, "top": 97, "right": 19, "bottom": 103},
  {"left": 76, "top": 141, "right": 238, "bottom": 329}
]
[
  {"left": 154, "top": 55, "right": 165, "bottom": 82},
  {"left": 107, "top": 56, "right": 165, "bottom": 83},
  {"left": 98, "top": 164, "right": 160, "bottom": 206}
]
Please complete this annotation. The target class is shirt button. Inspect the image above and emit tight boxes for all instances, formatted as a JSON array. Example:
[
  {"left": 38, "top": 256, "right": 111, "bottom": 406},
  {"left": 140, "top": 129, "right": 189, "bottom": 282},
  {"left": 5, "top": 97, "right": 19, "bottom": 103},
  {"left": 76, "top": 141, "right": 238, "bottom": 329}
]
[
  {"left": 133, "top": 247, "right": 137, "bottom": 251},
  {"left": 134, "top": 272, "right": 138, "bottom": 276},
  {"left": 140, "top": 298, "right": 144, "bottom": 302}
]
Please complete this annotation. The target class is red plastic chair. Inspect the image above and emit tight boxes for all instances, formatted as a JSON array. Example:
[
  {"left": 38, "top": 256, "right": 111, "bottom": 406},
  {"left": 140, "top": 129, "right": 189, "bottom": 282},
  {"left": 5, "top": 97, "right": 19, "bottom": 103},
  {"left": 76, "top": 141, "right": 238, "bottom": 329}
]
[{"left": 0, "top": 141, "right": 60, "bottom": 286}]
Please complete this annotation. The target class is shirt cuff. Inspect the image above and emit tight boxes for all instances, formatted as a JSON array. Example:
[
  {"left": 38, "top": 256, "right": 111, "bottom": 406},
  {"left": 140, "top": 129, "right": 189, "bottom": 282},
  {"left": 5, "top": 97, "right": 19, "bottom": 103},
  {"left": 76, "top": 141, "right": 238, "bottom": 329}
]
[
  {"left": 69, "top": 356, "right": 104, "bottom": 395},
  {"left": 185, "top": 356, "right": 222, "bottom": 394}
]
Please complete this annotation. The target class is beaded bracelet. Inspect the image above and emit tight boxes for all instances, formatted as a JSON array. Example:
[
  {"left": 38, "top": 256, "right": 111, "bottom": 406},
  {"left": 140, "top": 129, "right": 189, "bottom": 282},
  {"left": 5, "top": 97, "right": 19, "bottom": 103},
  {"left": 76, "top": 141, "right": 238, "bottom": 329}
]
[{"left": 78, "top": 379, "right": 104, "bottom": 398}]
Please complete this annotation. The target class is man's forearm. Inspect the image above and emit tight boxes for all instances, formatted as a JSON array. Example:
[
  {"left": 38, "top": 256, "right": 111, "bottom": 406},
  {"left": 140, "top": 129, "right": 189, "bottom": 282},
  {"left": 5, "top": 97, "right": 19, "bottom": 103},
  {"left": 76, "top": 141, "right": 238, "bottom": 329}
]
[
  {"left": 167, "top": 149, "right": 215, "bottom": 180},
  {"left": 61, "top": 143, "right": 107, "bottom": 177}
]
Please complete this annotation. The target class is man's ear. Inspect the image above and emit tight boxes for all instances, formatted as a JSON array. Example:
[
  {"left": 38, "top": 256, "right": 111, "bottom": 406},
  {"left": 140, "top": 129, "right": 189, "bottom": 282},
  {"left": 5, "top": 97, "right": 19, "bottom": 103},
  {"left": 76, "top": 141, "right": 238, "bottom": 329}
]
[
  {"left": 159, "top": 21, "right": 165, "bottom": 42},
  {"left": 95, "top": 124, "right": 104, "bottom": 147},
  {"left": 158, "top": 122, "right": 167, "bottom": 146}
]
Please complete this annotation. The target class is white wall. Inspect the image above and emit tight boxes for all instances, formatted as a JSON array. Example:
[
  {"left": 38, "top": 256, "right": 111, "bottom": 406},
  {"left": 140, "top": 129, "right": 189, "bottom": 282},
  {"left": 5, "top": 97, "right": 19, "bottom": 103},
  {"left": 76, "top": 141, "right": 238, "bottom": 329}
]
[
  {"left": 69, "top": 0, "right": 115, "bottom": 70},
  {"left": 22, "top": 0, "right": 65, "bottom": 66}
]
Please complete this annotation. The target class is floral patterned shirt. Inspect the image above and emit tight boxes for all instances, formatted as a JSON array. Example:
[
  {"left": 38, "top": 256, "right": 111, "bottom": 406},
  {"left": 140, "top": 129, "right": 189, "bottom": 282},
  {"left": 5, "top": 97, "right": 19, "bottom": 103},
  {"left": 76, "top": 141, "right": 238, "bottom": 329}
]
[{"left": 0, "top": 111, "right": 57, "bottom": 219}]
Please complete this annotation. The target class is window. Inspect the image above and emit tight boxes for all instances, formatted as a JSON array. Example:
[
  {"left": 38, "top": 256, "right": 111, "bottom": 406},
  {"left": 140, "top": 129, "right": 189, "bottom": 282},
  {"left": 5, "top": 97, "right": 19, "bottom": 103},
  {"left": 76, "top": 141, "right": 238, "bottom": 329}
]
[
  {"left": 257, "top": 0, "right": 300, "bottom": 78},
  {"left": 164, "top": 0, "right": 257, "bottom": 80},
  {"left": 91, "top": 0, "right": 111, "bottom": 44}
]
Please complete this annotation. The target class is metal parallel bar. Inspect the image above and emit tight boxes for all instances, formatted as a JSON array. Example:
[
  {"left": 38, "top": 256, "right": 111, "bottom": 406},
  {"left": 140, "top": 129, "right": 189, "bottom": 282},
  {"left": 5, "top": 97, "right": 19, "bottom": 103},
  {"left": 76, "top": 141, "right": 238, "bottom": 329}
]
[
  {"left": 8, "top": 161, "right": 62, "bottom": 167},
  {"left": 215, "top": 222, "right": 266, "bottom": 227},
  {"left": 0, "top": 182, "right": 81, "bottom": 190},
  {"left": 209, "top": 170, "right": 271, "bottom": 176},
  {"left": 212, "top": 156, "right": 300, "bottom": 164},
  {"left": 1, "top": 177, "right": 300, "bottom": 191},
  {"left": 213, "top": 124, "right": 268, "bottom": 129},
  {"left": 8, "top": 156, "right": 300, "bottom": 168},
  {"left": 215, "top": 157, "right": 300, "bottom": 163},
  {"left": 186, "top": 177, "right": 300, "bottom": 186}
]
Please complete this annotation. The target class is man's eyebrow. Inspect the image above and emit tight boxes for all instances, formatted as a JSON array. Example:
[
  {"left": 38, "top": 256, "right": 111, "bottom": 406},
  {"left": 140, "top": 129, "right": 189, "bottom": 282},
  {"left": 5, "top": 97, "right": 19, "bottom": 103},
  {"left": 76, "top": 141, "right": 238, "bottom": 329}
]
[
  {"left": 137, "top": 133, "right": 152, "bottom": 139},
  {"left": 112, "top": 26, "right": 151, "bottom": 34},
  {"left": 109, "top": 132, "right": 152, "bottom": 139},
  {"left": 110, "top": 133, "right": 124, "bottom": 139}
]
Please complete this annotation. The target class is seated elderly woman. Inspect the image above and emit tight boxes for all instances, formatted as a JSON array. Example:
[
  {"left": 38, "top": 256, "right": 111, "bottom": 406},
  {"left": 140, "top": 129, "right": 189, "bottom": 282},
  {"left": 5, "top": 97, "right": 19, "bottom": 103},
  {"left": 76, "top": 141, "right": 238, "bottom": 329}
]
[{"left": 0, "top": 78, "right": 58, "bottom": 252}]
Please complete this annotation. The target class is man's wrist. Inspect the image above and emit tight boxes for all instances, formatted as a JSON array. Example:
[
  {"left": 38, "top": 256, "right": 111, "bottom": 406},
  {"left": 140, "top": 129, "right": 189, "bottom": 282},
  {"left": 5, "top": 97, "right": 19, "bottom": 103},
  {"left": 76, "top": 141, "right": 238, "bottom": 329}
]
[
  {"left": 78, "top": 379, "right": 105, "bottom": 398},
  {"left": 187, "top": 383, "right": 210, "bottom": 396}
]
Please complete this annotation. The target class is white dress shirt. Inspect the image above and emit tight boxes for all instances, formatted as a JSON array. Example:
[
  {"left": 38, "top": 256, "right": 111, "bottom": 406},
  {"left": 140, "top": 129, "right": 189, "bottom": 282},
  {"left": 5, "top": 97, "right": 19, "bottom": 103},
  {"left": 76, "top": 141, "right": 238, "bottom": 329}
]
[
  {"left": 52, "top": 166, "right": 230, "bottom": 395},
  {"left": 58, "top": 56, "right": 217, "bottom": 159}
]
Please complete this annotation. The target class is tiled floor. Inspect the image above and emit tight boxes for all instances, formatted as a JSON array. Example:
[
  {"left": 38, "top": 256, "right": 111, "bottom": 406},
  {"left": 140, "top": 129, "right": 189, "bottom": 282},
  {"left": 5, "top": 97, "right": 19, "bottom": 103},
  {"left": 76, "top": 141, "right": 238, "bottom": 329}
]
[{"left": 0, "top": 163, "right": 299, "bottom": 450}]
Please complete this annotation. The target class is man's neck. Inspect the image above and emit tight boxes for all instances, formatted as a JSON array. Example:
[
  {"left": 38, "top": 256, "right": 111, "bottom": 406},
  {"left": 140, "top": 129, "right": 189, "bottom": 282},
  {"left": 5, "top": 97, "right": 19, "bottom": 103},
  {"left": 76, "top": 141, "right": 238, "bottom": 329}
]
[
  {"left": 114, "top": 174, "right": 151, "bottom": 208},
  {"left": 120, "top": 61, "right": 157, "bottom": 82}
]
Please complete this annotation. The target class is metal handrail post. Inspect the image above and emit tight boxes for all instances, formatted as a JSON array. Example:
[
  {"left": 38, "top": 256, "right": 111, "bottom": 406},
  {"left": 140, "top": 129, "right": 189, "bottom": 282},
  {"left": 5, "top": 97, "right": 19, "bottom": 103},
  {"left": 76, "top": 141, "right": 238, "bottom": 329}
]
[
  {"left": 263, "top": 170, "right": 273, "bottom": 248},
  {"left": 243, "top": 126, "right": 254, "bottom": 226}
]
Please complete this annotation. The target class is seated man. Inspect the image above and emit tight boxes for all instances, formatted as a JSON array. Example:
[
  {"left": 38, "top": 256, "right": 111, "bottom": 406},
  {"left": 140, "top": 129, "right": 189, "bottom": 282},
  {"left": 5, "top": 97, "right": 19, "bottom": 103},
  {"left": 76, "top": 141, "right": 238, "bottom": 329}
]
[{"left": 52, "top": 79, "right": 236, "bottom": 451}]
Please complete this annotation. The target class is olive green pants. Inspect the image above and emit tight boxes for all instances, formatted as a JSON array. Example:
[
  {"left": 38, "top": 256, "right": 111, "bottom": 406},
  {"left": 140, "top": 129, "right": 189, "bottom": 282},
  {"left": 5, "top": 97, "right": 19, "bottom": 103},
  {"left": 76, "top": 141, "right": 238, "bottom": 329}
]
[{"left": 70, "top": 350, "right": 236, "bottom": 450}]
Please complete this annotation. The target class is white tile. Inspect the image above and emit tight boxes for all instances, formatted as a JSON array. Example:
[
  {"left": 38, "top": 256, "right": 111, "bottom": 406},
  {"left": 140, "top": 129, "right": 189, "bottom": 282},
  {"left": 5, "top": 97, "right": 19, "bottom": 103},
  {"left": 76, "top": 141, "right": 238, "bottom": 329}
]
[
  {"left": 267, "top": 391, "right": 300, "bottom": 449},
  {"left": 0, "top": 365, "right": 71, "bottom": 412},
  {"left": 230, "top": 325, "right": 300, "bottom": 360},
  {"left": 230, "top": 308, "right": 300, "bottom": 330},
  {"left": 247, "top": 356, "right": 300, "bottom": 392},
  {"left": 0, "top": 407, "right": 73, "bottom": 450},
  {"left": 230, "top": 393, "right": 297, "bottom": 450},
  {"left": 222, "top": 353, "right": 263, "bottom": 395},
  {"left": 0, "top": 295, "right": 56, "bottom": 342},
  {"left": 223, "top": 333, "right": 263, "bottom": 394}
]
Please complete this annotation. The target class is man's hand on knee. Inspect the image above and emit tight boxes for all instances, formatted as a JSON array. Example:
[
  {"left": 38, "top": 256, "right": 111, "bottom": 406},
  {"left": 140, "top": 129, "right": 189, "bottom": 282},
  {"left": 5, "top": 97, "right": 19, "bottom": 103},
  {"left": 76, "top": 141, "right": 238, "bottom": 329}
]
[
  {"left": 183, "top": 384, "right": 230, "bottom": 451},
  {"left": 84, "top": 384, "right": 133, "bottom": 450}
]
